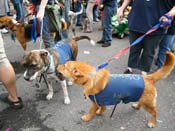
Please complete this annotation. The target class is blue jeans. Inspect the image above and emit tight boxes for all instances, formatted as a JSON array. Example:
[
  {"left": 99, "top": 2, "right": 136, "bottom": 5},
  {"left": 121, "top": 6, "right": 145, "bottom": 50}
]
[
  {"left": 73, "top": 1, "right": 82, "bottom": 25},
  {"left": 61, "top": 0, "right": 70, "bottom": 40},
  {"left": 128, "top": 31, "right": 164, "bottom": 72},
  {"left": 101, "top": 6, "right": 117, "bottom": 44},
  {"left": 93, "top": 5, "right": 98, "bottom": 21},
  {"left": 157, "top": 34, "right": 175, "bottom": 68},
  {"left": 42, "top": 11, "right": 55, "bottom": 48},
  {"left": 11, "top": 0, "right": 24, "bottom": 21}
]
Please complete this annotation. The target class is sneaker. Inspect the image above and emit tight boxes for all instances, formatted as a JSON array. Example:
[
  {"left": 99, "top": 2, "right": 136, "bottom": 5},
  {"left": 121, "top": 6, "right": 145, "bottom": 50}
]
[{"left": 0, "top": 28, "right": 8, "bottom": 34}]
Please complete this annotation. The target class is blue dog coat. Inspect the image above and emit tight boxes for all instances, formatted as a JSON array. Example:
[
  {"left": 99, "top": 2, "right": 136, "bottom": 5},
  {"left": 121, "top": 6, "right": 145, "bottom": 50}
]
[
  {"left": 52, "top": 41, "right": 75, "bottom": 64},
  {"left": 89, "top": 74, "right": 144, "bottom": 106}
]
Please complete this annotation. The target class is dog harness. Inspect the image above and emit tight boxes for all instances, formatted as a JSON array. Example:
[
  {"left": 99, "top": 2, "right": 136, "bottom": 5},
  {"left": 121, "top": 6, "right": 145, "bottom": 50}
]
[
  {"left": 52, "top": 41, "right": 75, "bottom": 64},
  {"left": 89, "top": 74, "right": 144, "bottom": 106}
]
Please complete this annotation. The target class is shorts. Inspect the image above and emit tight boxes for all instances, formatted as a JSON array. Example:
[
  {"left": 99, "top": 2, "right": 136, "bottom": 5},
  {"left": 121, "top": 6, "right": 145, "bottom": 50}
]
[{"left": 0, "top": 33, "right": 10, "bottom": 68}]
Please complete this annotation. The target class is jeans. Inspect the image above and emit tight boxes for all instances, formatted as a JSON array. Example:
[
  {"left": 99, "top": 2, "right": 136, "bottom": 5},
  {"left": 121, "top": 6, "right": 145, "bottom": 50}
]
[
  {"left": 61, "top": 0, "right": 70, "bottom": 40},
  {"left": 157, "top": 34, "right": 175, "bottom": 68},
  {"left": 73, "top": 1, "right": 82, "bottom": 25},
  {"left": 93, "top": 5, "right": 98, "bottom": 21},
  {"left": 128, "top": 31, "right": 164, "bottom": 72},
  {"left": 101, "top": 6, "right": 117, "bottom": 44},
  {"left": 42, "top": 11, "right": 56, "bottom": 48},
  {"left": 11, "top": 0, "right": 24, "bottom": 21}
]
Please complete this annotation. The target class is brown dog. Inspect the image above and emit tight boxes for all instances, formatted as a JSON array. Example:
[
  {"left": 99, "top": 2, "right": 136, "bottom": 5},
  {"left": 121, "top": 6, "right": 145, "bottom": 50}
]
[
  {"left": 0, "top": 16, "right": 67, "bottom": 50},
  {"left": 58, "top": 52, "right": 175, "bottom": 128},
  {"left": 21, "top": 36, "right": 95, "bottom": 104}
]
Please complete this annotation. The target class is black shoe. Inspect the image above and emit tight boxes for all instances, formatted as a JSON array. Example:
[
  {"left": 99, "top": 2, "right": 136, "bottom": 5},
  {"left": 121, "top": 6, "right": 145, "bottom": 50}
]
[
  {"left": 101, "top": 43, "right": 111, "bottom": 47},
  {"left": 97, "top": 40, "right": 105, "bottom": 44}
]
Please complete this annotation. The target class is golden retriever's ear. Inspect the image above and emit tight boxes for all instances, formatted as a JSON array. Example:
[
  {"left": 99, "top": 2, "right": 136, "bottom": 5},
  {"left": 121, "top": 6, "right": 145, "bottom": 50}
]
[{"left": 72, "top": 67, "right": 84, "bottom": 77}]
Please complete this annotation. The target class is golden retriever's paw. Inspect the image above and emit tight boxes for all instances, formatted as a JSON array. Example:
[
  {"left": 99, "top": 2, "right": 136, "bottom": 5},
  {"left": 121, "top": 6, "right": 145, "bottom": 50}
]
[
  {"left": 132, "top": 103, "right": 140, "bottom": 110},
  {"left": 64, "top": 97, "right": 71, "bottom": 104},
  {"left": 147, "top": 121, "right": 156, "bottom": 128},
  {"left": 81, "top": 115, "right": 92, "bottom": 122}
]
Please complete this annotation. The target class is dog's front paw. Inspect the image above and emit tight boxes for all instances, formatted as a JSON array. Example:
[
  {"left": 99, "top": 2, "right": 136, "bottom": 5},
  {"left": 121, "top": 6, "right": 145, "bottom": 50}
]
[
  {"left": 81, "top": 114, "right": 92, "bottom": 122},
  {"left": 64, "top": 97, "right": 71, "bottom": 104},
  {"left": 46, "top": 94, "right": 53, "bottom": 100},
  {"left": 147, "top": 121, "right": 156, "bottom": 128}
]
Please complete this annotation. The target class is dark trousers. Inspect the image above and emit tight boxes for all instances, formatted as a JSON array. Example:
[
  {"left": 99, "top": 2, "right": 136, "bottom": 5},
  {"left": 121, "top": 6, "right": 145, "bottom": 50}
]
[{"left": 128, "top": 31, "right": 164, "bottom": 72}]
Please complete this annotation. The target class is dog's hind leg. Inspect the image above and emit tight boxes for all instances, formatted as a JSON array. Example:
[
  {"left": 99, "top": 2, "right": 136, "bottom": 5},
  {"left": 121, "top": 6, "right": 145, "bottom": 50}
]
[
  {"left": 60, "top": 80, "right": 71, "bottom": 104},
  {"left": 143, "top": 105, "right": 157, "bottom": 128},
  {"left": 81, "top": 102, "right": 99, "bottom": 122}
]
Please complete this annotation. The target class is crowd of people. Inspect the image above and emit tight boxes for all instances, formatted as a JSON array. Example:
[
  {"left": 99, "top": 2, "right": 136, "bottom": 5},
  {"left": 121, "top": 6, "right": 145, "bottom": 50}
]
[{"left": 0, "top": 0, "right": 175, "bottom": 129}]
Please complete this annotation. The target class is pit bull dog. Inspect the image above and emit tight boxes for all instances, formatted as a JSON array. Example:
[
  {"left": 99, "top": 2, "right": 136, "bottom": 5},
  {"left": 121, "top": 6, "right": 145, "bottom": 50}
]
[{"left": 21, "top": 36, "right": 95, "bottom": 104}]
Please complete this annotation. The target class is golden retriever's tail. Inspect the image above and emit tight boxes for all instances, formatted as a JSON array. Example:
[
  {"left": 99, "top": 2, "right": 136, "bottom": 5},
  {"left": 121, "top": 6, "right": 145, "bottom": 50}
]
[
  {"left": 73, "top": 36, "right": 96, "bottom": 46},
  {"left": 147, "top": 51, "right": 175, "bottom": 83}
]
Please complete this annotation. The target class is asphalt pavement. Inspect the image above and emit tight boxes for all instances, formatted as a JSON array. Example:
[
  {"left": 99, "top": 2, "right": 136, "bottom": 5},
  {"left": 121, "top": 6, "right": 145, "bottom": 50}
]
[{"left": 0, "top": 22, "right": 175, "bottom": 131}]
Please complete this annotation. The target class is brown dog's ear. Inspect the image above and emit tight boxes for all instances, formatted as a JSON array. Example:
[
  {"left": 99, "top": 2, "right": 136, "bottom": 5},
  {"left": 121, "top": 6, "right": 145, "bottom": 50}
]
[
  {"left": 72, "top": 67, "right": 84, "bottom": 77},
  {"left": 40, "top": 51, "right": 48, "bottom": 56}
]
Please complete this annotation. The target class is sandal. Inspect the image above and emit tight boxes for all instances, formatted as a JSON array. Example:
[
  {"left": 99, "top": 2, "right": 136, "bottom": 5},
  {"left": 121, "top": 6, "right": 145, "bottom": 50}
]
[{"left": 1, "top": 96, "right": 23, "bottom": 110}]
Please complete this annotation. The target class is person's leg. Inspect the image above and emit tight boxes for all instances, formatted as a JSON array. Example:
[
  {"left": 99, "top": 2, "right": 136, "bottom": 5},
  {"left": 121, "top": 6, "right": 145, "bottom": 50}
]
[
  {"left": 61, "top": 0, "right": 70, "bottom": 40},
  {"left": 86, "top": 1, "right": 95, "bottom": 32},
  {"left": 75, "top": 1, "right": 82, "bottom": 26},
  {"left": 0, "top": 33, "right": 22, "bottom": 105},
  {"left": 157, "top": 35, "right": 173, "bottom": 68},
  {"left": 127, "top": 31, "right": 143, "bottom": 69},
  {"left": 42, "top": 12, "right": 56, "bottom": 48},
  {"left": 93, "top": 5, "right": 99, "bottom": 22},
  {"left": 169, "top": 35, "right": 175, "bottom": 52},
  {"left": 11, "top": 0, "right": 24, "bottom": 21},
  {"left": 139, "top": 35, "right": 163, "bottom": 72},
  {"left": 0, "top": 64, "right": 19, "bottom": 102},
  {"left": 102, "top": 6, "right": 116, "bottom": 45}
]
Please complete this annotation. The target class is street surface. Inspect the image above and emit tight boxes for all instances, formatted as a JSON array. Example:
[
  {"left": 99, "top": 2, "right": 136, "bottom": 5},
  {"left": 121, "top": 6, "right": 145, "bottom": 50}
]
[{"left": 0, "top": 22, "right": 175, "bottom": 131}]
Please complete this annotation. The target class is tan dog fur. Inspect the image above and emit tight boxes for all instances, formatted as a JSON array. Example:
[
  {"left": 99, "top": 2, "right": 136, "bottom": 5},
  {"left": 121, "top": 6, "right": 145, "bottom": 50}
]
[
  {"left": 0, "top": 16, "right": 67, "bottom": 50},
  {"left": 58, "top": 52, "right": 175, "bottom": 128}
]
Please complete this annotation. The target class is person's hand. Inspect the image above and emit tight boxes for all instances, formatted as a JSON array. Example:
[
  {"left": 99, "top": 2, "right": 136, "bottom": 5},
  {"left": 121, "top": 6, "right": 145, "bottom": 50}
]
[
  {"left": 36, "top": 8, "right": 45, "bottom": 21},
  {"left": 117, "top": 8, "right": 124, "bottom": 23},
  {"left": 159, "top": 13, "right": 174, "bottom": 29}
]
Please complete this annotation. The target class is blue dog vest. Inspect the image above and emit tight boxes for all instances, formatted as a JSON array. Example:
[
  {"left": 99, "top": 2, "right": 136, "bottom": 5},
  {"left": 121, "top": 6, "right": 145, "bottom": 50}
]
[
  {"left": 52, "top": 41, "right": 75, "bottom": 64},
  {"left": 89, "top": 74, "right": 144, "bottom": 106}
]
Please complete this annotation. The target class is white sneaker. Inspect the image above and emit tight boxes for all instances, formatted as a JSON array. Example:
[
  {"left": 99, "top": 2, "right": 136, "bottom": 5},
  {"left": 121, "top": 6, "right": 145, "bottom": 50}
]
[{"left": 0, "top": 28, "right": 9, "bottom": 34}]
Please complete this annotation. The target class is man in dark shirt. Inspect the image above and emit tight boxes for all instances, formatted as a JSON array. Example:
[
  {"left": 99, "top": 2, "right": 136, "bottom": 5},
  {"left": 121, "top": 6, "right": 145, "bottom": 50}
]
[{"left": 118, "top": 0, "right": 175, "bottom": 72}]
